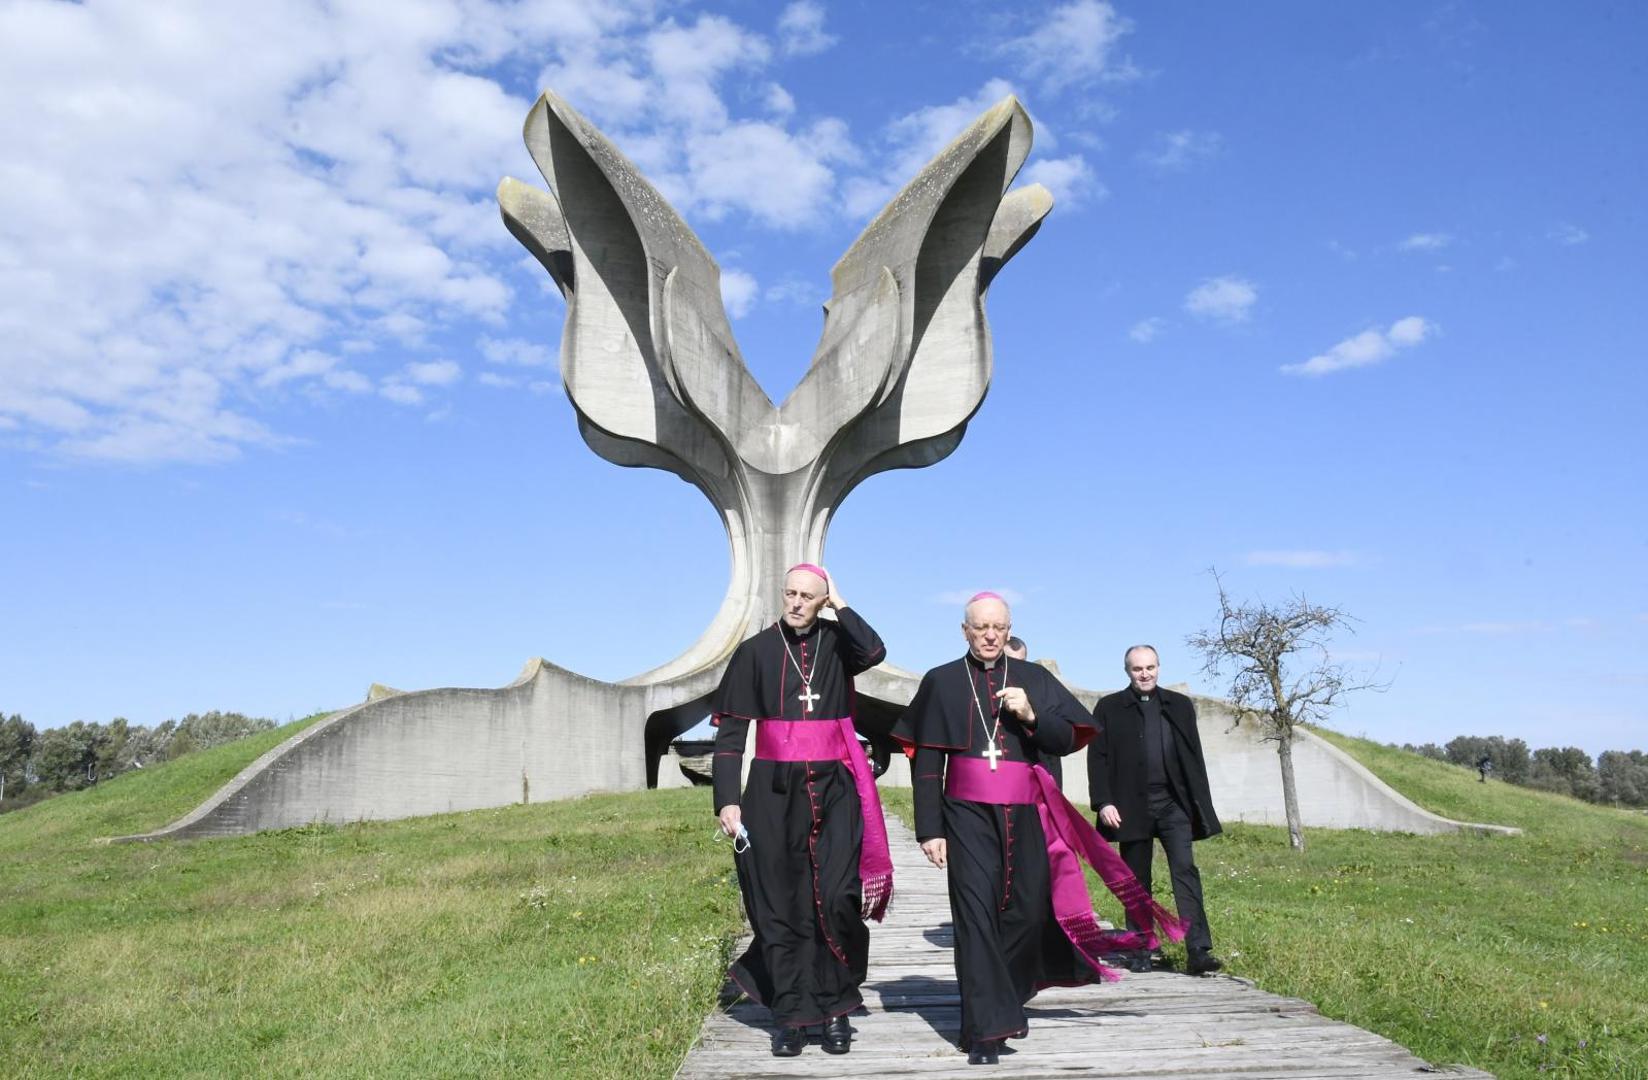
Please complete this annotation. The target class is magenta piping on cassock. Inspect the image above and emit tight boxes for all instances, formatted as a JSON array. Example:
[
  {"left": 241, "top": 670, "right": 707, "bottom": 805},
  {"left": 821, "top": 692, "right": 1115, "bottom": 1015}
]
[
  {"left": 945, "top": 757, "right": 1186, "bottom": 980},
  {"left": 754, "top": 719, "right": 894, "bottom": 921}
]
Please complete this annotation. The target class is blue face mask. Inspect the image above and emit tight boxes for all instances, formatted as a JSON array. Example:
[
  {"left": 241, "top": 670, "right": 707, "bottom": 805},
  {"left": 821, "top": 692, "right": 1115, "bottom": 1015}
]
[{"left": 716, "top": 822, "right": 753, "bottom": 853}]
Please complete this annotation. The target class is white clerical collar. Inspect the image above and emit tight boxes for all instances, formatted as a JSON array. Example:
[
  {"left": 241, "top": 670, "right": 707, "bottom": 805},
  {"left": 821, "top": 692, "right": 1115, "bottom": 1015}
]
[{"left": 968, "top": 651, "right": 999, "bottom": 670}]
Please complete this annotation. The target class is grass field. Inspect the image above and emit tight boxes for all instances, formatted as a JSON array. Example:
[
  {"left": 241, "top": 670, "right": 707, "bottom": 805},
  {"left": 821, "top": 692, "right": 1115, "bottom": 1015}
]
[
  {"left": 0, "top": 717, "right": 746, "bottom": 1079},
  {"left": 1129, "top": 729, "right": 1648, "bottom": 1079},
  {"left": 4, "top": 721, "right": 1645, "bottom": 1078}
]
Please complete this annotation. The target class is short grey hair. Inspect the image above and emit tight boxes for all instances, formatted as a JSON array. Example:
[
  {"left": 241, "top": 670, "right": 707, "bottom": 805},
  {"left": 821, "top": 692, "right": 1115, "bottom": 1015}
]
[
  {"left": 1122, "top": 644, "right": 1159, "bottom": 670},
  {"left": 963, "top": 594, "right": 1011, "bottom": 624}
]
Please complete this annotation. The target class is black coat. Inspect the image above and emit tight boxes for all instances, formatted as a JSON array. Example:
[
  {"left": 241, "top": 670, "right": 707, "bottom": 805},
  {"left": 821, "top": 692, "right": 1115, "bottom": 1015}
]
[{"left": 1087, "top": 686, "right": 1222, "bottom": 843}]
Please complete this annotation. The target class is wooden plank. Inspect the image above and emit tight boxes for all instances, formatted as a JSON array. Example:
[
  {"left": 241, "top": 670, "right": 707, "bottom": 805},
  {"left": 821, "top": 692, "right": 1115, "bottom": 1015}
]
[{"left": 675, "top": 817, "right": 1493, "bottom": 1079}]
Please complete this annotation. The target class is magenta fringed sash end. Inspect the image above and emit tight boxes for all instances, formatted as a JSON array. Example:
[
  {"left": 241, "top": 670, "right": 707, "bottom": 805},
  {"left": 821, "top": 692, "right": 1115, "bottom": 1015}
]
[
  {"left": 837, "top": 716, "right": 895, "bottom": 922},
  {"left": 754, "top": 718, "right": 894, "bottom": 922},
  {"left": 945, "top": 757, "right": 1188, "bottom": 979}
]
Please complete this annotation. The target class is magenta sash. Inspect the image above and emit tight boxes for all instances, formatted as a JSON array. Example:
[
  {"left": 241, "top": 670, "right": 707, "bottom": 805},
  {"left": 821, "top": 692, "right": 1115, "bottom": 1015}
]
[
  {"left": 754, "top": 719, "right": 894, "bottom": 922},
  {"left": 945, "top": 757, "right": 1185, "bottom": 980}
]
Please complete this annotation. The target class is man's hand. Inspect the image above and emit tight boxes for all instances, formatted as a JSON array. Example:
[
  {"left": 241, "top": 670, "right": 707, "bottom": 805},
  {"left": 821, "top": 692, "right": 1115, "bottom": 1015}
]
[
  {"left": 718, "top": 804, "right": 743, "bottom": 837},
  {"left": 995, "top": 686, "right": 1036, "bottom": 726},
  {"left": 1098, "top": 804, "right": 1121, "bottom": 829},
  {"left": 824, "top": 571, "right": 846, "bottom": 611},
  {"left": 921, "top": 838, "right": 948, "bottom": 869}
]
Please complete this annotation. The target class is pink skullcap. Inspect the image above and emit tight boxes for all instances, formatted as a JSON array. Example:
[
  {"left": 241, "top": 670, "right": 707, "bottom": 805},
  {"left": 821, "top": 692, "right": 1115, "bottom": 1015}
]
[
  {"left": 968, "top": 591, "right": 1005, "bottom": 605},
  {"left": 788, "top": 563, "right": 828, "bottom": 582}
]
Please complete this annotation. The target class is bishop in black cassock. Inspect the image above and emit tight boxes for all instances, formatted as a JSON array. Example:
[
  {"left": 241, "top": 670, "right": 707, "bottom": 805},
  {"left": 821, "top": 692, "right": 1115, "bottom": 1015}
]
[
  {"left": 894, "top": 593, "right": 1182, "bottom": 1065},
  {"left": 712, "top": 564, "right": 890, "bottom": 1056}
]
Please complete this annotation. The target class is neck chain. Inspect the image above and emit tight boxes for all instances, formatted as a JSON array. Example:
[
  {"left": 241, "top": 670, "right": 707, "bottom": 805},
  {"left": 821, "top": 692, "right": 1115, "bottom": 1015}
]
[
  {"left": 781, "top": 631, "right": 819, "bottom": 713},
  {"left": 965, "top": 655, "right": 1009, "bottom": 749}
]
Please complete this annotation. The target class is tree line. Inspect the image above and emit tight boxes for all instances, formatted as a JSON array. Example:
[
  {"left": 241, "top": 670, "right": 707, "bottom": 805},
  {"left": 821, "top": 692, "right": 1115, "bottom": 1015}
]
[
  {"left": 1396, "top": 734, "right": 1648, "bottom": 807},
  {"left": 0, "top": 710, "right": 276, "bottom": 812}
]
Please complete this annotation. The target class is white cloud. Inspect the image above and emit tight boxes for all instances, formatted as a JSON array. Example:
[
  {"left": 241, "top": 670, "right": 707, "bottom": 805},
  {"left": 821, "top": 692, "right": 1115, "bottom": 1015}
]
[
  {"left": 1129, "top": 317, "right": 1165, "bottom": 344},
  {"left": 843, "top": 79, "right": 1023, "bottom": 219},
  {"left": 645, "top": 15, "right": 771, "bottom": 131},
  {"left": 688, "top": 119, "right": 854, "bottom": 229},
  {"left": 1387, "top": 316, "right": 1430, "bottom": 346},
  {"left": 323, "top": 370, "right": 373, "bottom": 394},
  {"left": 542, "top": 11, "right": 857, "bottom": 231},
  {"left": 479, "top": 336, "right": 555, "bottom": 368},
  {"left": 0, "top": 1, "right": 865, "bottom": 463},
  {"left": 404, "top": 360, "right": 462, "bottom": 386},
  {"left": 777, "top": 2, "right": 837, "bottom": 56},
  {"left": 1138, "top": 130, "right": 1221, "bottom": 172},
  {"left": 765, "top": 277, "right": 824, "bottom": 308},
  {"left": 1282, "top": 316, "right": 1435, "bottom": 377},
  {"left": 1021, "top": 154, "right": 1105, "bottom": 208},
  {"left": 720, "top": 269, "right": 760, "bottom": 319},
  {"left": 1245, "top": 550, "right": 1358, "bottom": 569},
  {"left": 379, "top": 383, "right": 424, "bottom": 407},
  {"left": 764, "top": 83, "right": 796, "bottom": 117},
  {"left": 1548, "top": 222, "right": 1589, "bottom": 246},
  {"left": 1000, "top": 0, "right": 1137, "bottom": 95},
  {"left": 1398, "top": 232, "right": 1453, "bottom": 251},
  {"left": 0, "top": 0, "right": 596, "bottom": 463},
  {"left": 477, "top": 372, "right": 519, "bottom": 389},
  {"left": 1183, "top": 277, "right": 1257, "bottom": 324}
]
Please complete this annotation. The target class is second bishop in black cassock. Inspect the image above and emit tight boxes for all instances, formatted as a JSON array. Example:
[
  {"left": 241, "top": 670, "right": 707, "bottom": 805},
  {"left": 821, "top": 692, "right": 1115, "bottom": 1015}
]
[
  {"left": 895, "top": 649, "right": 1184, "bottom": 1058},
  {"left": 712, "top": 604, "right": 890, "bottom": 1032}
]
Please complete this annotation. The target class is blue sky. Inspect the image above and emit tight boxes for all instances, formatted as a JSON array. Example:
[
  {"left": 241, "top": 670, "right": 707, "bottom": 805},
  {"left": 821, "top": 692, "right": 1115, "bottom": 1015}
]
[{"left": 2, "top": 1, "right": 1643, "bottom": 755}]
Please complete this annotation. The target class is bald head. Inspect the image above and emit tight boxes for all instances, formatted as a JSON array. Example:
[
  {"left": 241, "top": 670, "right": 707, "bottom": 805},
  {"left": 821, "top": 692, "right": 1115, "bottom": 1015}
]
[{"left": 1123, "top": 645, "right": 1159, "bottom": 694}]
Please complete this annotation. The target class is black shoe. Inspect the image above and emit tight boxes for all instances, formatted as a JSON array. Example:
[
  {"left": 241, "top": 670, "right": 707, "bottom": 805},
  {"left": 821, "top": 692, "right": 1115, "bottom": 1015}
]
[
  {"left": 967, "top": 1038, "right": 1001, "bottom": 1065},
  {"left": 1126, "top": 949, "right": 1153, "bottom": 973},
  {"left": 771, "top": 1027, "right": 806, "bottom": 1057},
  {"left": 1187, "top": 950, "right": 1224, "bottom": 975},
  {"left": 821, "top": 1015, "right": 852, "bottom": 1055}
]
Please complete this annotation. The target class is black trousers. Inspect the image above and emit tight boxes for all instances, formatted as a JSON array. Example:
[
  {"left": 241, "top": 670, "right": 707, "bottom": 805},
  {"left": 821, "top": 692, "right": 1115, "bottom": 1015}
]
[{"left": 1118, "top": 792, "right": 1213, "bottom": 954}]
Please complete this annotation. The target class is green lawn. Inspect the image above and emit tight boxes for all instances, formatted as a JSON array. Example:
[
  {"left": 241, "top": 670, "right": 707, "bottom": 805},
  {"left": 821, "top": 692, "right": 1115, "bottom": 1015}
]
[
  {"left": 0, "top": 718, "right": 744, "bottom": 1079},
  {"left": 6, "top": 721, "right": 1645, "bottom": 1078},
  {"left": 1110, "top": 729, "right": 1645, "bottom": 1079}
]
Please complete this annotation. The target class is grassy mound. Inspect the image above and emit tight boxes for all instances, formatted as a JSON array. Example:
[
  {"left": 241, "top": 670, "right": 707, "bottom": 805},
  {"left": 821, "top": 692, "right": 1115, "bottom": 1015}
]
[
  {"left": 0, "top": 717, "right": 742, "bottom": 1079},
  {"left": 7, "top": 717, "right": 1644, "bottom": 1079},
  {"left": 1152, "top": 729, "right": 1645, "bottom": 1078}
]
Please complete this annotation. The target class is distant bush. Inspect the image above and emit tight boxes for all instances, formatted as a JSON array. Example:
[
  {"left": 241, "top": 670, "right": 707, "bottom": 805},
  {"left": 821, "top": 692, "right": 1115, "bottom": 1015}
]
[
  {"left": 0, "top": 709, "right": 276, "bottom": 812},
  {"left": 1389, "top": 732, "right": 1648, "bottom": 808}
]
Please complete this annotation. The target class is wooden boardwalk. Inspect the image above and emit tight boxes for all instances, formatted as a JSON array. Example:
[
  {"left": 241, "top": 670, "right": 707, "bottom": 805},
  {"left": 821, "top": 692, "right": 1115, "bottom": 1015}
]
[{"left": 678, "top": 817, "right": 1492, "bottom": 1079}]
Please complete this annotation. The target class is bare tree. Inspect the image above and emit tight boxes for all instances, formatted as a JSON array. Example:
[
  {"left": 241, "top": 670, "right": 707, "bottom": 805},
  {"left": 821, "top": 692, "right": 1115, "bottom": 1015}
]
[{"left": 1187, "top": 570, "right": 1386, "bottom": 853}]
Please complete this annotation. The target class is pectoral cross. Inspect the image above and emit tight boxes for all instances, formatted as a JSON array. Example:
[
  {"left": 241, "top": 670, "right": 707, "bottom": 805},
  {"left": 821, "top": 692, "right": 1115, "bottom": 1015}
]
[
  {"left": 798, "top": 687, "right": 820, "bottom": 712},
  {"left": 982, "top": 739, "right": 1002, "bottom": 771}
]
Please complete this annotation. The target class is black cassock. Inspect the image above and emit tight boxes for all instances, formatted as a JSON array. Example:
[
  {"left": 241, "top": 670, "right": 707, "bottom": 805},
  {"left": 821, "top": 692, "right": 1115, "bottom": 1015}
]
[
  {"left": 711, "top": 608, "right": 886, "bottom": 1027},
  {"left": 894, "top": 654, "right": 1099, "bottom": 1049}
]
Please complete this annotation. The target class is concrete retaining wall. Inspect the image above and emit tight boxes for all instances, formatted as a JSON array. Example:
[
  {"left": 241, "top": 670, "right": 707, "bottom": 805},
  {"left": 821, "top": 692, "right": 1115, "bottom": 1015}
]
[{"left": 124, "top": 664, "right": 1514, "bottom": 842}]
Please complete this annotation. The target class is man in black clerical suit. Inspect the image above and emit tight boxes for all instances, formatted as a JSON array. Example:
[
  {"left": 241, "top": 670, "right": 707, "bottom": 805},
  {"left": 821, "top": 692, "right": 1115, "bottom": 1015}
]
[
  {"left": 711, "top": 564, "right": 890, "bottom": 1057},
  {"left": 1088, "top": 645, "right": 1224, "bottom": 974}
]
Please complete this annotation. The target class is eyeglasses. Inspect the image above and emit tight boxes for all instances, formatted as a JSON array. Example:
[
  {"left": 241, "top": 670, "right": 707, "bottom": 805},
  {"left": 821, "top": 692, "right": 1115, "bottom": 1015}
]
[{"left": 966, "top": 622, "right": 1010, "bottom": 634}]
